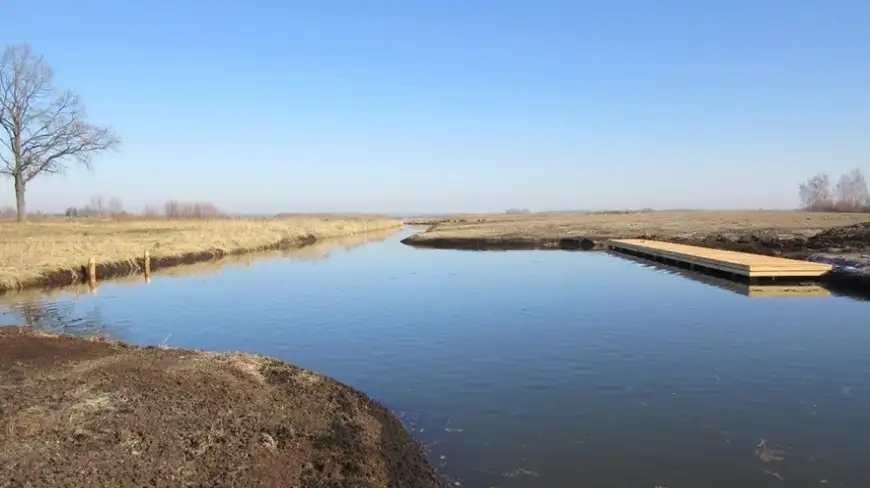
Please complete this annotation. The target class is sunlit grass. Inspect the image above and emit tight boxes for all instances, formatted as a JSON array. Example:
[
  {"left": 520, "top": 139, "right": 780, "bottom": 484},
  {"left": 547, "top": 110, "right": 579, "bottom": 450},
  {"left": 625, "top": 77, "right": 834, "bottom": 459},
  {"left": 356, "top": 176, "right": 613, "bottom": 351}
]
[
  {"left": 0, "top": 217, "right": 402, "bottom": 290},
  {"left": 409, "top": 210, "right": 870, "bottom": 239}
]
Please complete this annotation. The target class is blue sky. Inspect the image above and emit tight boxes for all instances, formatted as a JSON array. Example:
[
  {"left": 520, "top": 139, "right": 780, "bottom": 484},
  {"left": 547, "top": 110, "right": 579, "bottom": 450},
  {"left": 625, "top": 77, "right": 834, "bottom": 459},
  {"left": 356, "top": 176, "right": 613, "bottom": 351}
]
[{"left": 2, "top": 0, "right": 868, "bottom": 214}]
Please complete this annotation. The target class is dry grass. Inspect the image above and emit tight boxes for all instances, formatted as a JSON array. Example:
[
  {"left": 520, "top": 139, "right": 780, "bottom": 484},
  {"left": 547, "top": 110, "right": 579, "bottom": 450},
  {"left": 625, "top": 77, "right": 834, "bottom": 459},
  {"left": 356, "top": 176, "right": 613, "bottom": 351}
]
[
  {"left": 0, "top": 217, "right": 402, "bottom": 290},
  {"left": 410, "top": 210, "right": 870, "bottom": 241},
  {"left": 0, "top": 227, "right": 402, "bottom": 305}
]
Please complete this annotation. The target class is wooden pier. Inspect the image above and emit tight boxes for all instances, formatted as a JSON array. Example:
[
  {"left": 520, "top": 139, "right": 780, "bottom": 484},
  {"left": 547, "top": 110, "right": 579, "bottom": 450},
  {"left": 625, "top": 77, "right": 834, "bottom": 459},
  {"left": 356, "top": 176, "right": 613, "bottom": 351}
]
[
  {"left": 614, "top": 253, "right": 831, "bottom": 297},
  {"left": 606, "top": 239, "right": 832, "bottom": 279}
]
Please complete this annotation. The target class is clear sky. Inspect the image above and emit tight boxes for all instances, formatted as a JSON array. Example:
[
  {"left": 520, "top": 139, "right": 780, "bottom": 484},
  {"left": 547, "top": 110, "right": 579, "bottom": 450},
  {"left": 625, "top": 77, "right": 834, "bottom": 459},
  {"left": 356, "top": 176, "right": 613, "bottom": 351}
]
[{"left": 2, "top": 0, "right": 868, "bottom": 214}]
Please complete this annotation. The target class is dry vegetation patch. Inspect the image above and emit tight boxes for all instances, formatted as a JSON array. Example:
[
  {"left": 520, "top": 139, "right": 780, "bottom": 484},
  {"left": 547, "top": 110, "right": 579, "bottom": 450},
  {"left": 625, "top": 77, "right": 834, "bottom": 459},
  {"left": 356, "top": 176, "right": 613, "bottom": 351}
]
[
  {"left": 403, "top": 211, "right": 870, "bottom": 251},
  {"left": 0, "top": 217, "right": 402, "bottom": 291},
  {"left": 412, "top": 211, "right": 870, "bottom": 240}
]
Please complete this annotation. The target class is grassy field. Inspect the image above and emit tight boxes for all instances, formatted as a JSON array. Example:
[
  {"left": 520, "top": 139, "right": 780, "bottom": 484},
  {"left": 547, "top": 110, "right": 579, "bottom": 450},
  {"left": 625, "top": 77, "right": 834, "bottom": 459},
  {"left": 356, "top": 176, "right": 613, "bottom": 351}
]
[
  {"left": 0, "top": 217, "right": 402, "bottom": 291},
  {"left": 403, "top": 210, "right": 870, "bottom": 247}
]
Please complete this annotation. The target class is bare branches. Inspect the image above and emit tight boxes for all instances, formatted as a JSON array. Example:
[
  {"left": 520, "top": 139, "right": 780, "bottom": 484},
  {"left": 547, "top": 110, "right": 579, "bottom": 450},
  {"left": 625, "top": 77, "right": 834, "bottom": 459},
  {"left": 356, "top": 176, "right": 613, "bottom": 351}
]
[
  {"left": 0, "top": 43, "right": 120, "bottom": 221},
  {"left": 798, "top": 173, "right": 832, "bottom": 211},
  {"left": 0, "top": 43, "right": 54, "bottom": 174},
  {"left": 164, "top": 201, "right": 224, "bottom": 219},
  {"left": 799, "top": 169, "right": 870, "bottom": 212},
  {"left": 835, "top": 169, "right": 869, "bottom": 210}
]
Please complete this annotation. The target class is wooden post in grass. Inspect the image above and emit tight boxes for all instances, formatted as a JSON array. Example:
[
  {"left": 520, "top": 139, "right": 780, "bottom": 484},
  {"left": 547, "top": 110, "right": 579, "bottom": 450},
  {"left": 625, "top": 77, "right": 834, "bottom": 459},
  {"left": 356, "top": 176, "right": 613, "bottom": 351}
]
[
  {"left": 144, "top": 250, "right": 152, "bottom": 281},
  {"left": 87, "top": 257, "right": 97, "bottom": 289}
]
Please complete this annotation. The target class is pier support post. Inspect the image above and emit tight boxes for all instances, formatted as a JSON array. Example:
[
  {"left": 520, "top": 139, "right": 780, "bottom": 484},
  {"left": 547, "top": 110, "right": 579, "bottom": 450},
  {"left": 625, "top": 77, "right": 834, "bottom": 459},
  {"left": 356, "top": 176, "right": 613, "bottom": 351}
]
[
  {"left": 144, "top": 250, "right": 152, "bottom": 282},
  {"left": 87, "top": 257, "right": 97, "bottom": 290}
]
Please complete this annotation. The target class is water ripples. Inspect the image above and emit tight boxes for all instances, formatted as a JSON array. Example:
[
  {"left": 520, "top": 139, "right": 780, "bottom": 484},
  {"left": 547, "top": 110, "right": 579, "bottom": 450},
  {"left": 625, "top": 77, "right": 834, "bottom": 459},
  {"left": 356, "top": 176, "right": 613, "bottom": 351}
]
[{"left": 1, "top": 230, "right": 869, "bottom": 487}]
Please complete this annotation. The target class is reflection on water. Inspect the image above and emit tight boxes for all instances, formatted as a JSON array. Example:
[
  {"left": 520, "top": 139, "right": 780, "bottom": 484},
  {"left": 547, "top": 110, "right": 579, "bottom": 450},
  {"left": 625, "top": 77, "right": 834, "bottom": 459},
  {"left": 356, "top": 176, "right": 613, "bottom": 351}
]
[
  {"left": 1, "top": 296, "right": 114, "bottom": 337},
  {"left": 1, "top": 228, "right": 869, "bottom": 488},
  {"left": 281, "top": 228, "right": 400, "bottom": 261},
  {"left": 0, "top": 228, "right": 399, "bottom": 299},
  {"left": 0, "top": 229, "right": 399, "bottom": 336},
  {"left": 612, "top": 253, "right": 834, "bottom": 298}
]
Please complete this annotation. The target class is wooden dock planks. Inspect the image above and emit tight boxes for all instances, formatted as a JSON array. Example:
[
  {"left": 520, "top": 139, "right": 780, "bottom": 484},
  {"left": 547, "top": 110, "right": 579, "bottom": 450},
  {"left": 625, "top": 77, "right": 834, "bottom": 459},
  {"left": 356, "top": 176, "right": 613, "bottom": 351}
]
[
  {"left": 606, "top": 239, "right": 833, "bottom": 278},
  {"left": 613, "top": 252, "right": 832, "bottom": 297}
]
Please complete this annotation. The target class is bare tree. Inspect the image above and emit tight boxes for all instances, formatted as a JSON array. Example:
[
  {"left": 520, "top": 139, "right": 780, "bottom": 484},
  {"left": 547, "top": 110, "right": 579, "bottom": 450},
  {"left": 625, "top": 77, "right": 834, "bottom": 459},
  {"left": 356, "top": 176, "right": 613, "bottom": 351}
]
[
  {"left": 164, "top": 200, "right": 180, "bottom": 218},
  {"left": 852, "top": 168, "right": 869, "bottom": 210},
  {"left": 88, "top": 195, "right": 105, "bottom": 215},
  {"left": 143, "top": 204, "right": 161, "bottom": 218},
  {"left": 0, "top": 43, "right": 119, "bottom": 222},
  {"left": 164, "top": 200, "right": 223, "bottom": 219},
  {"left": 108, "top": 196, "right": 124, "bottom": 216},
  {"left": 835, "top": 174, "right": 855, "bottom": 210},
  {"left": 834, "top": 168, "right": 869, "bottom": 211},
  {"left": 798, "top": 173, "right": 832, "bottom": 211}
]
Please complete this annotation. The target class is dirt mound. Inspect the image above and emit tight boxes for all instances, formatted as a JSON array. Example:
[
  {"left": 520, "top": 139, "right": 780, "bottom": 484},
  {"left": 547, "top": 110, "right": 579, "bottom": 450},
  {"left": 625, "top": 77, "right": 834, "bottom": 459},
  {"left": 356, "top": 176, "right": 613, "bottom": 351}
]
[
  {"left": 664, "top": 221, "right": 870, "bottom": 258},
  {"left": 807, "top": 221, "right": 870, "bottom": 251},
  {"left": 661, "top": 231, "right": 807, "bottom": 257},
  {"left": 0, "top": 327, "right": 439, "bottom": 488}
]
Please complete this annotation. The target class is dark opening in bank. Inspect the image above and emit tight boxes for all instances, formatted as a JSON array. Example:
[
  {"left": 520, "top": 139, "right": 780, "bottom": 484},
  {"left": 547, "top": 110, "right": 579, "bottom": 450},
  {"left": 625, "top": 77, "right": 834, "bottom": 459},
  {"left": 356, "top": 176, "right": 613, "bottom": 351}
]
[{"left": 559, "top": 238, "right": 596, "bottom": 251}]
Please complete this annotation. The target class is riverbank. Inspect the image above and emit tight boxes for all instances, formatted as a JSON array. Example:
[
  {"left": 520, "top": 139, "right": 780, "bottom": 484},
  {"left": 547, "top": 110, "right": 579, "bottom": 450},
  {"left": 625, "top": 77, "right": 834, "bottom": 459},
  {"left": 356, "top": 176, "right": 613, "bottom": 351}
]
[
  {"left": 0, "top": 217, "right": 402, "bottom": 292},
  {"left": 0, "top": 228, "right": 403, "bottom": 311},
  {"left": 401, "top": 211, "right": 870, "bottom": 254},
  {"left": 402, "top": 211, "right": 870, "bottom": 285},
  {"left": 0, "top": 327, "right": 440, "bottom": 488}
]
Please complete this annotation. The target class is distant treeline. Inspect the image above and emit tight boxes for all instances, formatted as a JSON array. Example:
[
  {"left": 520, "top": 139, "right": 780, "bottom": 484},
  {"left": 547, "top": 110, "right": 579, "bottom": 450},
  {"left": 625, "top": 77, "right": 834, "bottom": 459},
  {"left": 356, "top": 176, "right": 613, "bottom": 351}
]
[
  {"left": 799, "top": 168, "right": 870, "bottom": 212},
  {"left": 0, "top": 197, "right": 397, "bottom": 221},
  {"left": 0, "top": 196, "right": 226, "bottom": 220}
]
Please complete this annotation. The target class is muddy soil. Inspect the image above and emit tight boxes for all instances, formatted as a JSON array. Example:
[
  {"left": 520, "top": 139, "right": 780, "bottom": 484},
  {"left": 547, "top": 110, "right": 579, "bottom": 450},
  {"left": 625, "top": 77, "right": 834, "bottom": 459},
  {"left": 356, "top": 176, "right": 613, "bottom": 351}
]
[
  {"left": 0, "top": 327, "right": 439, "bottom": 488},
  {"left": 664, "top": 222, "right": 870, "bottom": 258}
]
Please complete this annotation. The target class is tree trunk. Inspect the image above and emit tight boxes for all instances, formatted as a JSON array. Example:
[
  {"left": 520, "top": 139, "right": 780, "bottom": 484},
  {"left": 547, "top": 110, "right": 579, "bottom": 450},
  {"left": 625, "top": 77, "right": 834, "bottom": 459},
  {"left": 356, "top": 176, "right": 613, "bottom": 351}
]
[{"left": 14, "top": 175, "right": 26, "bottom": 223}]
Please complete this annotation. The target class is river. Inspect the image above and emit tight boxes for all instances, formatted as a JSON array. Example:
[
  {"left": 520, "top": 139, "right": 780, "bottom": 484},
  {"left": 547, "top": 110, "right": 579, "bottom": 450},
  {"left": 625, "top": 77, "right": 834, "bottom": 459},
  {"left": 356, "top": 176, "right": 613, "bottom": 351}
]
[{"left": 2, "top": 227, "right": 868, "bottom": 488}]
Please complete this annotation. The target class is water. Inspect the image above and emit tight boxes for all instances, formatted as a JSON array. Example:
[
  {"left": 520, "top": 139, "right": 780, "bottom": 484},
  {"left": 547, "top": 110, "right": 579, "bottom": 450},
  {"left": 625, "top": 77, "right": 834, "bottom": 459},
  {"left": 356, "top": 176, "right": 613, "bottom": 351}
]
[{"left": 3, "top": 227, "right": 869, "bottom": 488}]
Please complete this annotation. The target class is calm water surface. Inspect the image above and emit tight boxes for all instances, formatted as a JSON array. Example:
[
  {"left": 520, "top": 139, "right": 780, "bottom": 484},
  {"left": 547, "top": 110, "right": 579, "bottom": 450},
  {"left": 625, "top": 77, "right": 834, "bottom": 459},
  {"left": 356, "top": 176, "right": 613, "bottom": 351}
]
[{"left": 3, "top": 228, "right": 869, "bottom": 488}]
